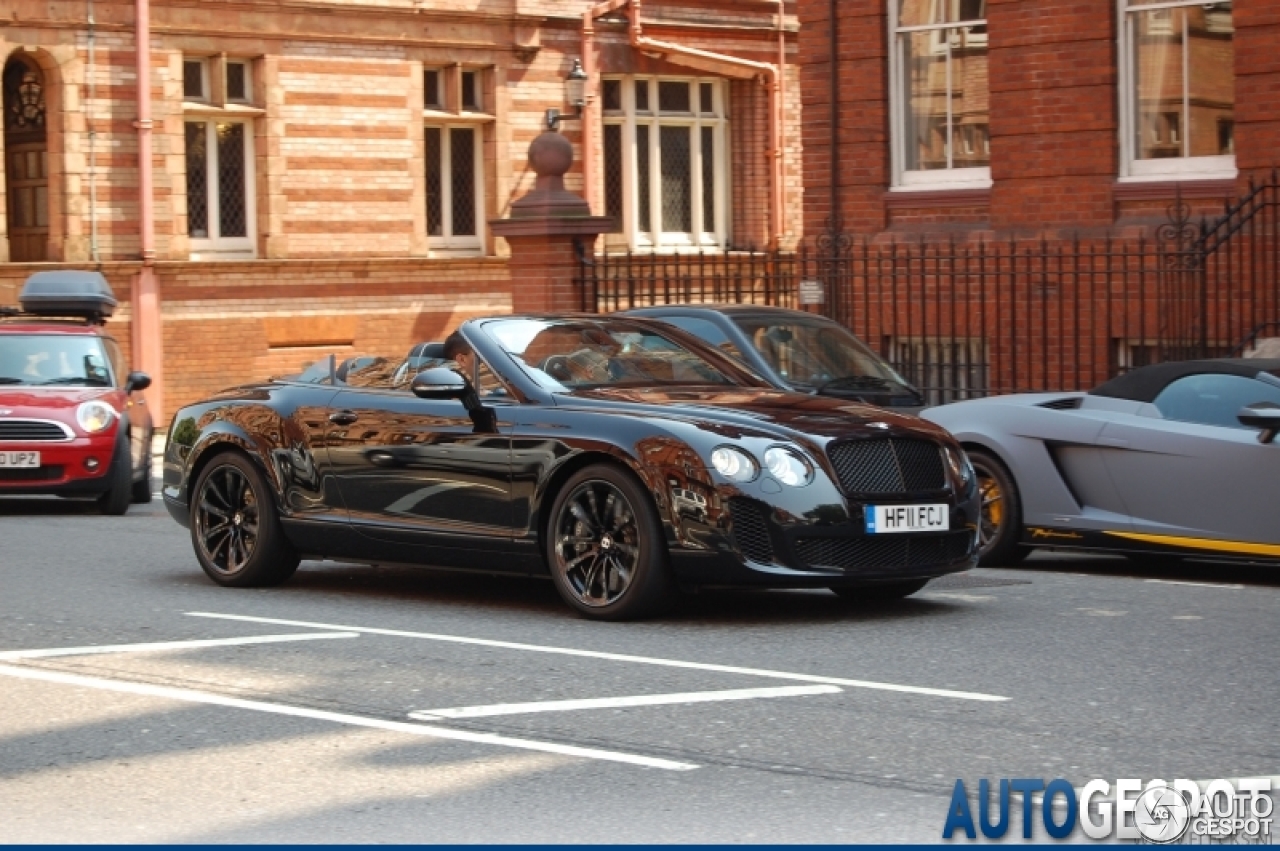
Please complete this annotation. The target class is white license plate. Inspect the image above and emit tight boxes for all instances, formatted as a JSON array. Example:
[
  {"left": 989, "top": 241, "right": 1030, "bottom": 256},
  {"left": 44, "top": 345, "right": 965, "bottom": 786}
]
[
  {"left": 0, "top": 451, "right": 40, "bottom": 468},
  {"left": 864, "top": 503, "right": 949, "bottom": 534}
]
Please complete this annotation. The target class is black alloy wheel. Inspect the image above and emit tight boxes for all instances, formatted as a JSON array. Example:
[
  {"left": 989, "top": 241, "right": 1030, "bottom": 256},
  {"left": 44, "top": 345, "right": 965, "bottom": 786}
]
[
  {"left": 546, "top": 464, "right": 672, "bottom": 620},
  {"left": 191, "top": 452, "right": 299, "bottom": 587},
  {"left": 968, "top": 449, "right": 1030, "bottom": 567}
]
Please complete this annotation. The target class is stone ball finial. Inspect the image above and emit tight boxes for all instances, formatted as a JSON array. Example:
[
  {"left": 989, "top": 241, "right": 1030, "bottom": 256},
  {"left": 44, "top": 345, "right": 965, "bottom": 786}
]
[{"left": 528, "top": 130, "right": 574, "bottom": 178}]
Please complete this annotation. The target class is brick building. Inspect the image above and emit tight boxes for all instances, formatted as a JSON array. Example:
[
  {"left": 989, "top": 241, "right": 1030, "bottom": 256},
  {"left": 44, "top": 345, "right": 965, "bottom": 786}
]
[
  {"left": 792, "top": 0, "right": 1280, "bottom": 400},
  {"left": 1, "top": 0, "right": 802, "bottom": 421},
  {"left": 797, "top": 0, "right": 1277, "bottom": 238}
]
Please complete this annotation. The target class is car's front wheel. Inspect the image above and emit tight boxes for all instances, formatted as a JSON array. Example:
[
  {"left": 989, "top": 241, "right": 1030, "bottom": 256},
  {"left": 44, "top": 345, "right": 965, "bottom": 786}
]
[
  {"left": 969, "top": 449, "right": 1031, "bottom": 567},
  {"left": 545, "top": 464, "right": 673, "bottom": 620},
  {"left": 191, "top": 451, "right": 299, "bottom": 587},
  {"left": 96, "top": 430, "right": 133, "bottom": 516}
]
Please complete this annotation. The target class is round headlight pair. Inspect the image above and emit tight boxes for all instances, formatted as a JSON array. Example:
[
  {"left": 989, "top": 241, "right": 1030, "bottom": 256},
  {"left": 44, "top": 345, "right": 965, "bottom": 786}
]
[
  {"left": 710, "top": 445, "right": 814, "bottom": 487},
  {"left": 76, "top": 400, "right": 118, "bottom": 434}
]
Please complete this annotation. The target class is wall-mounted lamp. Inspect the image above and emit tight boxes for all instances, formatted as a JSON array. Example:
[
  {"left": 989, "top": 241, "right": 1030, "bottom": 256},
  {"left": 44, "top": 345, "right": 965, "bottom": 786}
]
[{"left": 545, "top": 58, "right": 588, "bottom": 132}]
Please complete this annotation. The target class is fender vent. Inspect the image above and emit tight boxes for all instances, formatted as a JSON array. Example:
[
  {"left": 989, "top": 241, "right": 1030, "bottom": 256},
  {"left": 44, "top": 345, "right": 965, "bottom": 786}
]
[{"left": 728, "top": 497, "right": 775, "bottom": 564}]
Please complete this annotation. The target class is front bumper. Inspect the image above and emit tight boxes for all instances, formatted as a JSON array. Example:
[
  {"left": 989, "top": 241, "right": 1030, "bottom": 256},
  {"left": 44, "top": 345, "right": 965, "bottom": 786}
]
[
  {"left": 0, "top": 437, "right": 117, "bottom": 496},
  {"left": 666, "top": 481, "right": 980, "bottom": 588}
]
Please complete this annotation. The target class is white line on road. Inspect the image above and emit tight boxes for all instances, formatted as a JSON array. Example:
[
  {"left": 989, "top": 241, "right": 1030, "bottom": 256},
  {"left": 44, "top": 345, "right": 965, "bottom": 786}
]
[
  {"left": 0, "top": 663, "right": 698, "bottom": 772},
  {"left": 410, "top": 685, "right": 842, "bottom": 720},
  {"left": 1145, "top": 579, "right": 1244, "bottom": 590},
  {"left": 0, "top": 632, "right": 360, "bottom": 661},
  {"left": 187, "top": 611, "right": 1009, "bottom": 702}
]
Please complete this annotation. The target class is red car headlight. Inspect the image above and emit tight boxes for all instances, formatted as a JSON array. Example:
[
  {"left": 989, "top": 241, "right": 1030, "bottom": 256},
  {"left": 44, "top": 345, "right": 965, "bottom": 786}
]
[{"left": 76, "top": 400, "right": 118, "bottom": 434}]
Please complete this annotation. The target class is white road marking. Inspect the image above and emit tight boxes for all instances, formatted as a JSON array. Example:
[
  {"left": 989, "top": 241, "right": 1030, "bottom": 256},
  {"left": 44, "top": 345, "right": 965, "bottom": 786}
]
[
  {"left": 410, "top": 685, "right": 842, "bottom": 720},
  {"left": 187, "top": 611, "right": 1009, "bottom": 702},
  {"left": 921, "top": 592, "right": 995, "bottom": 602},
  {"left": 0, "top": 632, "right": 359, "bottom": 661},
  {"left": 0, "top": 663, "right": 697, "bottom": 771},
  {"left": 1145, "top": 579, "right": 1244, "bottom": 590}
]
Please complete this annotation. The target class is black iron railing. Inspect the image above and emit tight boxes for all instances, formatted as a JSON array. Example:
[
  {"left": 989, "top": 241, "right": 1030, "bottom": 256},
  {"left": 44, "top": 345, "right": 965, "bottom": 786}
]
[{"left": 577, "top": 172, "right": 1280, "bottom": 404}]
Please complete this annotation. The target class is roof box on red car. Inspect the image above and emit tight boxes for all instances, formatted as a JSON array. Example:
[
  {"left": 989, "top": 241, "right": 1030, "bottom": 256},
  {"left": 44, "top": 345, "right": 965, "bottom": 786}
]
[{"left": 19, "top": 271, "right": 117, "bottom": 321}]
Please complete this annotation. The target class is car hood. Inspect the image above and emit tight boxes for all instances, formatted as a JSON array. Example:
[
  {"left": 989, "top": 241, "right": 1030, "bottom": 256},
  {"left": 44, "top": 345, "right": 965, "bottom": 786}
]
[
  {"left": 0, "top": 387, "right": 119, "bottom": 418},
  {"left": 559, "top": 385, "right": 950, "bottom": 442}
]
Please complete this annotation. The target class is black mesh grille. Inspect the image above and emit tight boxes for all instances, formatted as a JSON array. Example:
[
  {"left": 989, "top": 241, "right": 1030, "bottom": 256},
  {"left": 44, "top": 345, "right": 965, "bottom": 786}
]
[
  {"left": 826, "top": 438, "right": 946, "bottom": 494},
  {"left": 795, "top": 531, "right": 972, "bottom": 572},
  {"left": 729, "top": 497, "right": 774, "bottom": 564},
  {"left": 0, "top": 465, "right": 63, "bottom": 482},
  {"left": 0, "top": 421, "right": 69, "bottom": 441}
]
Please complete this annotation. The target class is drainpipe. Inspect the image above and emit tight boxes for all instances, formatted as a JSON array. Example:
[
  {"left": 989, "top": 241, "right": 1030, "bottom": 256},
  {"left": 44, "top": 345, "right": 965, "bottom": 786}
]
[
  {"left": 626, "top": 0, "right": 784, "bottom": 247},
  {"left": 132, "top": 0, "right": 163, "bottom": 423},
  {"left": 775, "top": 0, "right": 786, "bottom": 245},
  {"left": 581, "top": 0, "right": 632, "bottom": 216}
]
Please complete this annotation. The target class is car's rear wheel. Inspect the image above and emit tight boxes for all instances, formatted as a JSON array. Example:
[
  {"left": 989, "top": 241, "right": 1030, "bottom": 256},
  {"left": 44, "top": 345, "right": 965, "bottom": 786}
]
[
  {"left": 191, "top": 451, "right": 299, "bottom": 587},
  {"left": 546, "top": 464, "right": 672, "bottom": 620},
  {"left": 830, "top": 579, "right": 929, "bottom": 602},
  {"left": 96, "top": 430, "right": 133, "bottom": 516},
  {"left": 968, "top": 449, "right": 1030, "bottom": 567}
]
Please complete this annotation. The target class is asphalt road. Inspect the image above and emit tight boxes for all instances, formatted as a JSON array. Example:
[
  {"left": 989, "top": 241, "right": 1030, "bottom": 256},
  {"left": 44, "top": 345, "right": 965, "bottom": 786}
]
[{"left": 1, "top": 495, "right": 1277, "bottom": 843}]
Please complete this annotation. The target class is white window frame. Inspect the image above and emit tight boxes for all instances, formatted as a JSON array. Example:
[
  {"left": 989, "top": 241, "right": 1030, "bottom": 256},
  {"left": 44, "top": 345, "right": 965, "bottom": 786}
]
[
  {"left": 888, "top": 0, "right": 992, "bottom": 192},
  {"left": 423, "top": 122, "right": 485, "bottom": 255},
  {"left": 602, "top": 75, "right": 729, "bottom": 252},
  {"left": 184, "top": 119, "right": 257, "bottom": 260},
  {"left": 1116, "top": 0, "right": 1237, "bottom": 182}
]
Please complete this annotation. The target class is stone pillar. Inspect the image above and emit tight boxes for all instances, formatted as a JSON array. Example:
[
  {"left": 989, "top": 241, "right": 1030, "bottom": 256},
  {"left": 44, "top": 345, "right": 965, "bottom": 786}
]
[{"left": 490, "top": 130, "right": 613, "bottom": 314}]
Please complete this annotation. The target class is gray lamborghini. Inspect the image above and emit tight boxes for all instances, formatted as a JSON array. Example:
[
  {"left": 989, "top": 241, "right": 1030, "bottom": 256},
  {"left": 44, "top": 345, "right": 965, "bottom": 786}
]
[{"left": 921, "top": 359, "right": 1280, "bottom": 566}]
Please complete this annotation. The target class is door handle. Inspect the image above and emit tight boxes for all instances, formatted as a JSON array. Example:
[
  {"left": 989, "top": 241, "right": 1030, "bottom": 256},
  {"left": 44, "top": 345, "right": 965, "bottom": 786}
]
[{"left": 329, "top": 410, "right": 358, "bottom": 426}]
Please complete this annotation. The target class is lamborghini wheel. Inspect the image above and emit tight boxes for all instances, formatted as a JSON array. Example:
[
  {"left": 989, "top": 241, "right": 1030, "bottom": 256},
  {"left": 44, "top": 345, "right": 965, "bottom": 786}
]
[{"left": 968, "top": 450, "right": 1030, "bottom": 567}]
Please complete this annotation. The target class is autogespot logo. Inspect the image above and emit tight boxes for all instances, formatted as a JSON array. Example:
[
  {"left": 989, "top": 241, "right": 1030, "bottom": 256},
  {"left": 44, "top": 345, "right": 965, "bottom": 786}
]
[{"left": 942, "top": 777, "right": 1274, "bottom": 842}]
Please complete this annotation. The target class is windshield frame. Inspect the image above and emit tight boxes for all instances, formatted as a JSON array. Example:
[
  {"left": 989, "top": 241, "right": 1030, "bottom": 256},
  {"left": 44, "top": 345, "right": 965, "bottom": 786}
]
[{"left": 475, "top": 316, "right": 771, "bottom": 395}]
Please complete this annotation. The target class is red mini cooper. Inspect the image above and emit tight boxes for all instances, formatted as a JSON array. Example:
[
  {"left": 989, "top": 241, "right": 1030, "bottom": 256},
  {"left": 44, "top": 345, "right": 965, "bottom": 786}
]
[{"left": 0, "top": 271, "right": 153, "bottom": 514}]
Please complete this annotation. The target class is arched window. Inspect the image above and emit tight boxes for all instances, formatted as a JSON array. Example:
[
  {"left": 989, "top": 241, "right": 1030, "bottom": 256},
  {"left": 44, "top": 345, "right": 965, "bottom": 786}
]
[{"left": 3, "top": 54, "right": 49, "bottom": 262}]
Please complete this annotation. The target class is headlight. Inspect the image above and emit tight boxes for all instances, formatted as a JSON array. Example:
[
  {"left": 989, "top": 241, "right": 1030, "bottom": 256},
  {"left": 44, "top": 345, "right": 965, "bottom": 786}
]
[
  {"left": 710, "top": 446, "right": 759, "bottom": 482},
  {"left": 763, "top": 446, "right": 814, "bottom": 487},
  {"left": 944, "top": 446, "right": 974, "bottom": 488},
  {"left": 76, "top": 400, "right": 117, "bottom": 434}
]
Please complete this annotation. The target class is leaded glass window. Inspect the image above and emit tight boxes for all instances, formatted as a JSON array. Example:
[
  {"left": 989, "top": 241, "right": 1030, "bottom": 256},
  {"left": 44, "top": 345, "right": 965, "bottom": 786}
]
[
  {"left": 601, "top": 75, "right": 727, "bottom": 250},
  {"left": 424, "top": 123, "right": 482, "bottom": 250},
  {"left": 185, "top": 119, "right": 254, "bottom": 255}
]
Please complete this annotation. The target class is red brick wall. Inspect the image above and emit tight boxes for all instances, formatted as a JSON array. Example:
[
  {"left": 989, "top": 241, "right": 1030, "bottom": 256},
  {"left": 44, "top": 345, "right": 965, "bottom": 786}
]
[
  {"left": 0, "top": 259, "right": 511, "bottom": 420},
  {"left": 797, "top": 0, "right": 1278, "bottom": 239}
]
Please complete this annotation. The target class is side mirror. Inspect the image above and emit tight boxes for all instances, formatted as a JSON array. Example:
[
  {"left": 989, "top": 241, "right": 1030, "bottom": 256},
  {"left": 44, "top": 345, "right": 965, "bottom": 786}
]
[
  {"left": 411, "top": 367, "right": 468, "bottom": 400},
  {"left": 125, "top": 371, "right": 151, "bottom": 393},
  {"left": 1237, "top": 402, "right": 1280, "bottom": 444}
]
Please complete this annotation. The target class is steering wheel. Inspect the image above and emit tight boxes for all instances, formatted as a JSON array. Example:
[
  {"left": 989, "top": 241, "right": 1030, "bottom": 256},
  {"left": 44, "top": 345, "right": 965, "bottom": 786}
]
[{"left": 541, "top": 355, "right": 573, "bottom": 382}]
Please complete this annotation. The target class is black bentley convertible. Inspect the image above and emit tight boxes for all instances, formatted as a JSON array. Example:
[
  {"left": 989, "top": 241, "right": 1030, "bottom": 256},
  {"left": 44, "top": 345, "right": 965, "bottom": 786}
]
[{"left": 163, "top": 315, "right": 979, "bottom": 619}]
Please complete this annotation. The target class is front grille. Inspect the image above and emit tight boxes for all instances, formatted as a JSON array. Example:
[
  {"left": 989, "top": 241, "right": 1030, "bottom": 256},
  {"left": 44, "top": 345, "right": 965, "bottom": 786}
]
[
  {"left": 0, "top": 420, "right": 71, "bottom": 442},
  {"left": 795, "top": 531, "right": 973, "bottom": 572},
  {"left": 0, "top": 465, "right": 64, "bottom": 482},
  {"left": 826, "top": 438, "right": 946, "bottom": 494},
  {"left": 729, "top": 497, "right": 775, "bottom": 564}
]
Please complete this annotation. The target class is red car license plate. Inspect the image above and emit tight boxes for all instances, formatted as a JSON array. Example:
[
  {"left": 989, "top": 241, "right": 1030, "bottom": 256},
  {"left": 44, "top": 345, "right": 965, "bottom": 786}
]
[{"left": 0, "top": 451, "right": 40, "bottom": 468}]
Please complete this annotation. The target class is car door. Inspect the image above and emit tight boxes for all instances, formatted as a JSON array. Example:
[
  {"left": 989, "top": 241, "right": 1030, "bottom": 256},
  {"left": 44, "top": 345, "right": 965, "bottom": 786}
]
[
  {"left": 1098, "top": 373, "right": 1280, "bottom": 546},
  {"left": 325, "top": 379, "right": 517, "bottom": 551}
]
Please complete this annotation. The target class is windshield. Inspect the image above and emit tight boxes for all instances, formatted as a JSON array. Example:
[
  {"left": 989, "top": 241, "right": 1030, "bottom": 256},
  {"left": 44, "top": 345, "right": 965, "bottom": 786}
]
[
  {"left": 732, "top": 317, "right": 911, "bottom": 391},
  {"left": 481, "top": 318, "right": 742, "bottom": 390},
  {"left": 0, "top": 334, "right": 113, "bottom": 387}
]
